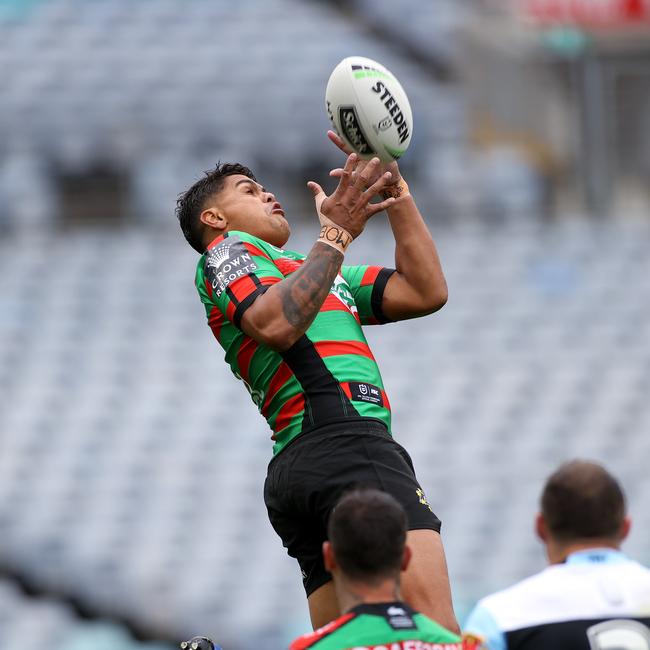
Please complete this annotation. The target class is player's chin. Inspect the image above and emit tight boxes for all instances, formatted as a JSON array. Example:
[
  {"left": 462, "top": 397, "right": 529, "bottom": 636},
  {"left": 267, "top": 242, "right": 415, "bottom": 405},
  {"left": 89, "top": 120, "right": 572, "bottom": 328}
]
[
  {"left": 274, "top": 219, "right": 291, "bottom": 246},
  {"left": 267, "top": 225, "right": 290, "bottom": 248}
]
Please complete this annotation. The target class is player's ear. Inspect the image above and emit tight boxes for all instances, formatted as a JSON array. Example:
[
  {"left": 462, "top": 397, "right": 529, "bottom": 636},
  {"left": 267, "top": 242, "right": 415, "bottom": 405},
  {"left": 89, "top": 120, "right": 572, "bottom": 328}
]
[
  {"left": 535, "top": 512, "right": 547, "bottom": 542},
  {"left": 401, "top": 544, "right": 412, "bottom": 572},
  {"left": 200, "top": 207, "right": 228, "bottom": 232},
  {"left": 620, "top": 515, "right": 632, "bottom": 542},
  {"left": 323, "top": 541, "right": 336, "bottom": 572}
]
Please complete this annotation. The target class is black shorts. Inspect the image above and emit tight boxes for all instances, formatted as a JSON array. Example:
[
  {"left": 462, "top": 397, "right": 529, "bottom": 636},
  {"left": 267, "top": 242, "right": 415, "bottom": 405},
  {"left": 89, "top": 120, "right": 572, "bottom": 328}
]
[{"left": 263, "top": 418, "right": 441, "bottom": 597}]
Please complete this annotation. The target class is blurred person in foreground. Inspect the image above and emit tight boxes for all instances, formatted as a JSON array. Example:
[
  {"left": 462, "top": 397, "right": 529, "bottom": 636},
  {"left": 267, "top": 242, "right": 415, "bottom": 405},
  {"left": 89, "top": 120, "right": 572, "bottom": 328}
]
[
  {"left": 290, "top": 488, "right": 467, "bottom": 650},
  {"left": 176, "top": 131, "right": 456, "bottom": 632},
  {"left": 463, "top": 460, "right": 650, "bottom": 650}
]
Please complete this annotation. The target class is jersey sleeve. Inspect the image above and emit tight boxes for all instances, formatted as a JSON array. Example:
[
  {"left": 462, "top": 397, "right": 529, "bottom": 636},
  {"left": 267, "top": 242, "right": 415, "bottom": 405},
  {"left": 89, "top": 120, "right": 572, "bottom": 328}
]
[
  {"left": 463, "top": 604, "right": 506, "bottom": 650},
  {"left": 198, "top": 232, "right": 284, "bottom": 329},
  {"left": 340, "top": 264, "right": 396, "bottom": 325}
]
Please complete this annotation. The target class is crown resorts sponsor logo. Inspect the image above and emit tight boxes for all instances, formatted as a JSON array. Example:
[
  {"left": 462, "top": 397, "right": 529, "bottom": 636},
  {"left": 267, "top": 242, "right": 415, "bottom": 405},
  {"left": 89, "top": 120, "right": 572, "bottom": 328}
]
[
  {"left": 205, "top": 236, "right": 258, "bottom": 297},
  {"left": 371, "top": 81, "right": 410, "bottom": 144}
]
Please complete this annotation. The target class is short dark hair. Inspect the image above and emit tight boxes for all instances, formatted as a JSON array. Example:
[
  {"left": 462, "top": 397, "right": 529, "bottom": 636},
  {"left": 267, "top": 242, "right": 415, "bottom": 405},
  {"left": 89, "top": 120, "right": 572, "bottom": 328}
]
[
  {"left": 175, "top": 162, "right": 257, "bottom": 254},
  {"left": 541, "top": 460, "right": 626, "bottom": 542},
  {"left": 328, "top": 488, "right": 407, "bottom": 584}
]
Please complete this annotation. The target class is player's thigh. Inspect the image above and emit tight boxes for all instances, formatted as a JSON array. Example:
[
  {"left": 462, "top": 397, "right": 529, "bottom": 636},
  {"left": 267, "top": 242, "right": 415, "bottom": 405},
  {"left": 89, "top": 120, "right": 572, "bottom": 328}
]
[
  {"left": 307, "top": 580, "right": 339, "bottom": 631},
  {"left": 401, "top": 529, "right": 459, "bottom": 634}
]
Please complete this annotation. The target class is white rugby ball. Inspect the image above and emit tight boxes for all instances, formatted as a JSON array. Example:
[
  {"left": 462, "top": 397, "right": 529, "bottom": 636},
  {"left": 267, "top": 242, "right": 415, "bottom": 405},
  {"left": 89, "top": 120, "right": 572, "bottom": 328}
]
[{"left": 326, "top": 56, "right": 413, "bottom": 163}]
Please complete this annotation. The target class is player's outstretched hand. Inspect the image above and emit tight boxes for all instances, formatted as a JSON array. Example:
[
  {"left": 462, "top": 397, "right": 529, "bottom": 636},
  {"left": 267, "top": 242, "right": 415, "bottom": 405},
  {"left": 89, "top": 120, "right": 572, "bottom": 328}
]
[
  {"left": 307, "top": 153, "right": 396, "bottom": 239},
  {"left": 326, "top": 129, "right": 403, "bottom": 190}
]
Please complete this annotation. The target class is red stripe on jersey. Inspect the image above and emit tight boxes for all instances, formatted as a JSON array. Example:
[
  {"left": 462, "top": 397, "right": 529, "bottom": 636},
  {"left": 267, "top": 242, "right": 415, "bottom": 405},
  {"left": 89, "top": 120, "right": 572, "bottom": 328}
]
[
  {"left": 381, "top": 388, "right": 391, "bottom": 411},
  {"left": 274, "top": 257, "right": 303, "bottom": 276},
  {"left": 204, "top": 277, "right": 214, "bottom": 300},
  {"left": 361, "top": 266, "right": 381, "bottom": 286},
  {"left": 229, "top": 275, "right": 259, "bottom": 303},
  {"left": 244, "top": 242, "right": 272, "bottom": 260},
  {"left": 273, "top": 394, "right": 305, "bottom": 435},
  {"left": 225, "top": 300, "right": 236, "bottom": 323},
  {"left": 340, "top": 383, "right": 352, "bottom": 399},
  {"left": 260, "top": 276, "right": 282, "bottom": 287},
  {"left": 236, "top": 337, "right": 258, "bottom": 386},
  {"left": 262, "top": 362, "right": 294, "bottom": 417},
  {"left": 289, "top": 613, "right": 355, "bottom": 650},
  {"left": 208, "top": 306, "right": 224, "bottom": 341},
  {"left": 206, "top": 234, "right": 226, "bottom": 251},
  {"left": 320, "top": 294, "right": 351, "bottom": 313},
  {"left": 314, "top": 340, "right": 375, "bottom": 361}
]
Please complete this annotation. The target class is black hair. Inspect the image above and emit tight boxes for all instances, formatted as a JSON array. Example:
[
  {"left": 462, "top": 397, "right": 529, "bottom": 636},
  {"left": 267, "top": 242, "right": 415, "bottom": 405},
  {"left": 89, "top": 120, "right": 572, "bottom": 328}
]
[
  {"left": 176, "top": 162, "right": 257, "bottom": 253},
  {"left": 328, "top": 488, "right": 407, "bottom": 584},
  {"left": 541, "top": 460, "right": 626, "bottom": 542}
]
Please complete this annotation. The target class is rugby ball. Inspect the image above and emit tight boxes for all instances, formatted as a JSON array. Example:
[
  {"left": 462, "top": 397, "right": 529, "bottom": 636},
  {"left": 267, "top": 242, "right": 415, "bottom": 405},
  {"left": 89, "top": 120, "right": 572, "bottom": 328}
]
[{"left": 325, "top": 56, "right": 413, "bottom": 163}]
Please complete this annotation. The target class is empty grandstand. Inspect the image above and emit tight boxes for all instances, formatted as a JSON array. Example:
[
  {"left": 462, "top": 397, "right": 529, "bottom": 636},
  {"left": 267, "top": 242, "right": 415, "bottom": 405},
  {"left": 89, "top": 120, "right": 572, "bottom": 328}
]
[{"left": 0, "top": 1, "right": 649, "bottom": 649}]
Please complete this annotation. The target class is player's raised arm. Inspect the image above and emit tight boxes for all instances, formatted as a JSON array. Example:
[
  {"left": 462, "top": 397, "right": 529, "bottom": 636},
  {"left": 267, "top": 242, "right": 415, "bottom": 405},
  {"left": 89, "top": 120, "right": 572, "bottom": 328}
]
[
  {"left": 239, "top": 154, "right": 397, "bottom": 350},
  {"left": 380, "top": 176, "right": 448, "bottom": 321},
  {"left": 327, "top": 130, "right": 448, "bottom": 322}
]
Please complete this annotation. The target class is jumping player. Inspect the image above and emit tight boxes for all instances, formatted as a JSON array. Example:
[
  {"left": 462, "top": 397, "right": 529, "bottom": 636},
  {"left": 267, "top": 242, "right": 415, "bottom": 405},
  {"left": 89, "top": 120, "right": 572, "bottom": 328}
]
[
  {"left": 176, "top": 131, "right": 456, "bottom": 632},
  {"left": 289, "top": 488, "right": 465, "bottom": 650}
]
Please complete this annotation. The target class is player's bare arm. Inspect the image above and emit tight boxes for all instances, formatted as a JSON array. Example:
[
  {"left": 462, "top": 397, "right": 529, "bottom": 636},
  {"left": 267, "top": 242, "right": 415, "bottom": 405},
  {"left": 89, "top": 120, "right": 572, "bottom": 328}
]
[
  {"left": 381, "top": 186, "right": 448, "bottom": 321},
  {"left": 240, "top": 154, "right": 397, "bottom": 350},
  {"left": 327, "top": 130, "right": 448, "bottom": 322}
]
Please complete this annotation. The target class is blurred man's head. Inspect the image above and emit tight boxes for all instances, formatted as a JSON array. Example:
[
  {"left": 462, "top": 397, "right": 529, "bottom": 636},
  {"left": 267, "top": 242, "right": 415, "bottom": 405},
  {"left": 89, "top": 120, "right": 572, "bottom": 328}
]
[
  {"left": 324, "top": 488, "right": 411, "bottom": 588},
  {"left": 536, "top": 460, "right": 631, "bottom": 562},
  {"left": 176, "top": 162, "right": 290, "bottom": 253}
]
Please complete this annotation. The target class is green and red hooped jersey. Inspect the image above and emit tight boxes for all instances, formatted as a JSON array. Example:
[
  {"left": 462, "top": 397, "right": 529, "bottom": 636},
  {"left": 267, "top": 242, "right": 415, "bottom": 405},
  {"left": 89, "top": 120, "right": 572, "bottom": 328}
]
[
  {"left": 289, "top": 602, "right": 465, "bottom": 650},
  {"left": 195, "top": 230, "right": 395, "bottom": 456}
]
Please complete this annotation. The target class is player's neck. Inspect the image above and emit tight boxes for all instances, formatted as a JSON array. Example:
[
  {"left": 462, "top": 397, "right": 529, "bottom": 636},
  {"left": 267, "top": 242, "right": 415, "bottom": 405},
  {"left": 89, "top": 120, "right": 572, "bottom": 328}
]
[
  {"left": 547, "top": 539, "right": 621, "bottom": 564},
  {"left": 336, "top": 577, "right": 402, "bottom": 614}
]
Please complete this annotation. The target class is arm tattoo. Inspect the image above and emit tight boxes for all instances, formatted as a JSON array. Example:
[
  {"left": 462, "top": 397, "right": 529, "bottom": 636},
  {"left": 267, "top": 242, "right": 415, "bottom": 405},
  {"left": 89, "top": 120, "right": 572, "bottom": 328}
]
[{"left": 279, "top": 241, "right": 343, "bottom": 330}]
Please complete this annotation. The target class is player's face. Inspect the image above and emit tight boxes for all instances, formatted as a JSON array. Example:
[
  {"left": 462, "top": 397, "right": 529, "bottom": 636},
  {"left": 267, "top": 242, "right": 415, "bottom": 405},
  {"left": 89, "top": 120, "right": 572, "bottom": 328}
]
[{"left": 215, "top": 174, "right": 290, "bottom": 247}]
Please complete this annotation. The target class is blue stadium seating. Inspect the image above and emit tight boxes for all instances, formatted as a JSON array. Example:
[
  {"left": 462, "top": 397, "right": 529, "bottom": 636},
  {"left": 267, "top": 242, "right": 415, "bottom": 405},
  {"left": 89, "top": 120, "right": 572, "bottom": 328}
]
[{"left": 1, "top": 221, "right": 650, "bottom": 648}]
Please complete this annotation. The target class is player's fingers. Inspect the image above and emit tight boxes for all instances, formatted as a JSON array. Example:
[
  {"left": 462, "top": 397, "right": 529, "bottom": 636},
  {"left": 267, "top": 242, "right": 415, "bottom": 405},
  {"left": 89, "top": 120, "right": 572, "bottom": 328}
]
[
  {"left": 348, "top": 157, "right": 380, "bottom": 195},
  {"left": 329, "top": 168, "right": 344, "bottom": 178},
  {"left": 334, "top": 153, "right": 356, "bottom": 194},
  {"left": 307, "top": 181, "right": 325, "bottom": 197},
  {"left": 357, "top": 168, "right": 391, "bottom": 204},
  {"left": 366, "top": 196, "right": 397, "bottom": 217},
  {"left": 307, "top": 181, "right": 327, "bottom": 215},
  {"left": 356, "top": 158, "right": 383, "bottom": 191},
  {"left": 327, "top": 130, "right": 352, "bottom": 155}
]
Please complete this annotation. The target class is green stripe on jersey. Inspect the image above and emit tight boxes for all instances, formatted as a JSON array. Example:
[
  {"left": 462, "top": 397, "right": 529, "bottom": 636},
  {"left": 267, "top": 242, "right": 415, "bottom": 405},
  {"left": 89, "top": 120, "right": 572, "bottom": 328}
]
[{"left": 294, "top": 608, "right": 463, "bottom": 649}]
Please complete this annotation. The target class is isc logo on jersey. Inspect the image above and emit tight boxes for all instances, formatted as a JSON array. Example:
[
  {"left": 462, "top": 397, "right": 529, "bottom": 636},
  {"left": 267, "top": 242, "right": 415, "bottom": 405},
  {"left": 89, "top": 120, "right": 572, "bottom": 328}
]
[{"left": 325, "top": 56, "right": 413, "bottom": 163}]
